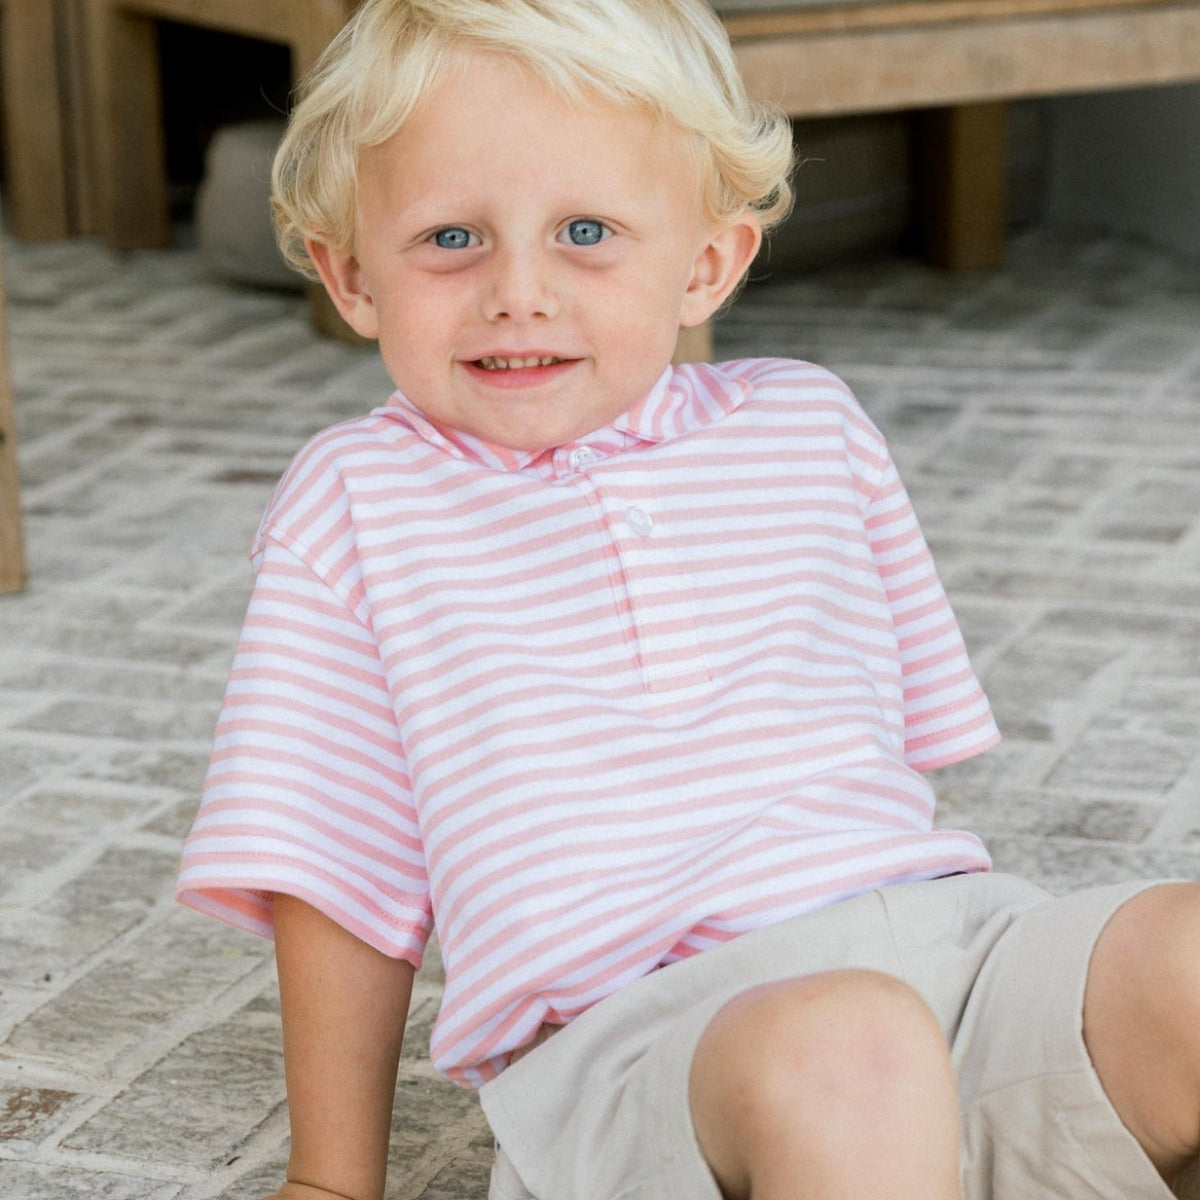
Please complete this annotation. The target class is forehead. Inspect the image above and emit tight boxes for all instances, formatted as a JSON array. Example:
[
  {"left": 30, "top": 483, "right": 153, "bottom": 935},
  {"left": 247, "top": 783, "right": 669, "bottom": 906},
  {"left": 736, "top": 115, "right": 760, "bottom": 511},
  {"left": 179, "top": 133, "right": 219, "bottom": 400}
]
[{"left": 357, "top": 51, "right": 701, "bottom": 204}]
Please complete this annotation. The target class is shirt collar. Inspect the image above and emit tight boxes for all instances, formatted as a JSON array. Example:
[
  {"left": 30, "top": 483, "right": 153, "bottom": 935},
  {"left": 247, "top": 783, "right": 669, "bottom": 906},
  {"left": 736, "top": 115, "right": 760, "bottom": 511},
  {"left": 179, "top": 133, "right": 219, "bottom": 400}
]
[{"left": 379, "top": 362, "right": 750, "bottom": 478}]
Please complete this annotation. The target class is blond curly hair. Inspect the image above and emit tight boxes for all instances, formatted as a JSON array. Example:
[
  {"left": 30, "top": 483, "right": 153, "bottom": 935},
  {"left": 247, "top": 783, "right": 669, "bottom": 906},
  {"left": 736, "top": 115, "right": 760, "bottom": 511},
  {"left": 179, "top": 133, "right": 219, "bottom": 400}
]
[{"left": 271, "top": 0, "right": 794, "bottom": 278}]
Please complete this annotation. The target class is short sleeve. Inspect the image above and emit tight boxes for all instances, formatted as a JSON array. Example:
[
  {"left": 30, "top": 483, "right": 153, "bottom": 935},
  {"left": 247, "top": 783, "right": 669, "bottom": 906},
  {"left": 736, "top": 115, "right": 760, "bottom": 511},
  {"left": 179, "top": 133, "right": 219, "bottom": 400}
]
[
  {"left": 175, "top": 539, "right": 432, "bottom": 965},
  {"left": 863, "top": 457, "right": 1000, "bottom": 771}
]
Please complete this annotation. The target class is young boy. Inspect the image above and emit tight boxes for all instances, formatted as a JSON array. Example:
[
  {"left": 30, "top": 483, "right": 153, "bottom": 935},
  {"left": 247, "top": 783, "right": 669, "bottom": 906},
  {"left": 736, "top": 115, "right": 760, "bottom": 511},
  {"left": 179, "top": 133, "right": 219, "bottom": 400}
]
[{"left": 176, "top": 2, "right": 1200, "bottom": 1198}]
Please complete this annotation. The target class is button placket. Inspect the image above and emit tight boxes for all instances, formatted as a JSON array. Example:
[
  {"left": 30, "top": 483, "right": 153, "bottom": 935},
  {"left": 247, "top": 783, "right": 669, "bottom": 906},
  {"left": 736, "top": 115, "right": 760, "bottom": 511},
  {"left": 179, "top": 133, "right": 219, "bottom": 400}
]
[{"left": 585, "top": 476, "right": 710, "bottom": 693}]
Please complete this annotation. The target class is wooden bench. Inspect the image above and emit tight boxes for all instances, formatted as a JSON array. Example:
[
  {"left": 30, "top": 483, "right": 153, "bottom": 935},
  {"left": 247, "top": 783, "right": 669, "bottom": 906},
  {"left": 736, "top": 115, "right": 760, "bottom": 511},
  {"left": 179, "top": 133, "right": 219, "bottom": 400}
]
[
  {"left": 675, "top": 0, "right": 1200, "bottom": 360},
  {"left": 5, "top": 0, "right": 1198, "bottom": 355},
  {"left": 73, "top": 0, "right": 360, "bottom": 251},
  {"left": 720, "top": 0, "right": 1200, "bottom": 268},
  {"left": 20, "top": 0, "right": 1198, "bottom": 254}
]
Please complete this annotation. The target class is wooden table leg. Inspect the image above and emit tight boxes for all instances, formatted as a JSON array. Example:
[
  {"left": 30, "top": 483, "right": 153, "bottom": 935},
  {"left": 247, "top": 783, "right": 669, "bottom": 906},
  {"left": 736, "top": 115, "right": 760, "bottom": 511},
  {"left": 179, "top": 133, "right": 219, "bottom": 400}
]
[
  {"left": 920, "top": 101, "right": 1009, "bottom": 271},
  {"left": 0, "top": 247, "right": 26, "bottom": 595},
  {"left": 80, "top": 0, "right": 171, "bottom": 249},
  {"left": 1, "top": 0, "right": 72, "bottom": 240}
]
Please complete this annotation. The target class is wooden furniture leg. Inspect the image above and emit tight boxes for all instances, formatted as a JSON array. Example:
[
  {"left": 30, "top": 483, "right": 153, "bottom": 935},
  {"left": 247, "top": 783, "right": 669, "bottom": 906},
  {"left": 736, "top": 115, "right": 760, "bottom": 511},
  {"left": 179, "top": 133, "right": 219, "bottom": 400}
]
[
  {"left": 79, "top": 1, "right": 171, "bottom": 248},
  {"left": 0, "top": 0, "right": 72, "bottom": 240},
  {"left": 0, "top": 244, "right": 26, "bottom": 594},
  {"left": 78, "top": 0, "right": 359, "bottom": 251},
  {"left": 920, "top": 101, "right": 1009, "bottom": 271}
]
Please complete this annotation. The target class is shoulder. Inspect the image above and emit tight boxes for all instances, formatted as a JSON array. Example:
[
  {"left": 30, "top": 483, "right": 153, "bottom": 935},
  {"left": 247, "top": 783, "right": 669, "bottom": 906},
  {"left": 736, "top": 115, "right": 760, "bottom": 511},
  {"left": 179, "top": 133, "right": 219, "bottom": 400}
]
[
  {"left": 279, "top": 405, "right": 424, "bottom": 490},
  {"left": 252, "top": 405, "right": 425, "bottom": 559},
  {"left": 703, "top": 357, "right": 869, "bottom": 420},
  {"left": 702, "top": 357, "right": 884, "bottom": 442},
  {"left": 690, "top": 358, "right": 894, "bottom": 494},
  {"left": 710, "top": 355, "right": 844, "bottom": 388}
]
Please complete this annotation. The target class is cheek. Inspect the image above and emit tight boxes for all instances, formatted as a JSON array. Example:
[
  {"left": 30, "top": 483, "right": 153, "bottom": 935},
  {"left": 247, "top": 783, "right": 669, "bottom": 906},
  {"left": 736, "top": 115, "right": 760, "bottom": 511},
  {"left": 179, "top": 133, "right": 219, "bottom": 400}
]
[
  {"left": 388, "top": 275, "right": 475, "bottom": 334},
  {"left": 374, "top": 289, "right": 441, "bottom": 349},
  {"left": 597, "top": 272, "right": 686, "bottom": 326},
  {"left": 371, "top": 298, "right": 440, "bottom": 389}
]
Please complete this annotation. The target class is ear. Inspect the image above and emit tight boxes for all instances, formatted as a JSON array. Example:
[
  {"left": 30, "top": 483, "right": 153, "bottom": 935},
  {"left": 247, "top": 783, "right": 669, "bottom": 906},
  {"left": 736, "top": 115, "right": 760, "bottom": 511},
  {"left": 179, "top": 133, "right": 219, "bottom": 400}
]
[
  {"left": 679, "top": 213, "right": 763, "bottom": 328},
  {"left": 306, "top": 236, "right": 380, "bottom": 341}
]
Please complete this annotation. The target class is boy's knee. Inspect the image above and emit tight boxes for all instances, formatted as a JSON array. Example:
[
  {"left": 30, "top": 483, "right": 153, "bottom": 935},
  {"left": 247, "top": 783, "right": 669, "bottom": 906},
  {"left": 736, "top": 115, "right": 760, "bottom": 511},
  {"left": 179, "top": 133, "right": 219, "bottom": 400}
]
[
  {"left": 1085, "top": 884, "right": 1200, "bottom": 1174},
  {"left": 1155, "top": 887, "right": 1200, "bottom": 1024},
  {"left": 1094, "top": 884, "right": 1200, "bottom": 1019},
  {"left": 690, "top": 969, "right": 955, "bottom": 1167},
  {"left": 1157, "top": 885, "right": 1200, "bottom": 986}
]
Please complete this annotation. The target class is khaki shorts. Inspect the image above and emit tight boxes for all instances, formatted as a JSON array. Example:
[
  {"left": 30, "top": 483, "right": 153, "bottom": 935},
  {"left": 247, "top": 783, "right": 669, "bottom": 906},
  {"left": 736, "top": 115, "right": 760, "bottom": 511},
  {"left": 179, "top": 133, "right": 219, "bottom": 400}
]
[{"left": 481, "top": 873, "right": 1195, "bottom": 1200}]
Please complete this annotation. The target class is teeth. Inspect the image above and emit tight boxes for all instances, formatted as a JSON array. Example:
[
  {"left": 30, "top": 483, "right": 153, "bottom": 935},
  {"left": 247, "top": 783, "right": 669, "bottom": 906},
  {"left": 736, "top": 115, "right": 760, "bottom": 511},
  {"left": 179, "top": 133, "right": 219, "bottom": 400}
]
[{"left": 477, "top": 356, "right": 563, "bottom": 370}]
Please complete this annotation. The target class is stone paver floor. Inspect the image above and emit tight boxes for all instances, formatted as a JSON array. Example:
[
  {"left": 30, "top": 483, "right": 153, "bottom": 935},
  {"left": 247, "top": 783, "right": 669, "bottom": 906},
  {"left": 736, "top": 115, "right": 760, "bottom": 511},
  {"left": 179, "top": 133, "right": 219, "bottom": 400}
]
[{"left": 1, "top": 225, "right": 1198, "bottom": 1197}]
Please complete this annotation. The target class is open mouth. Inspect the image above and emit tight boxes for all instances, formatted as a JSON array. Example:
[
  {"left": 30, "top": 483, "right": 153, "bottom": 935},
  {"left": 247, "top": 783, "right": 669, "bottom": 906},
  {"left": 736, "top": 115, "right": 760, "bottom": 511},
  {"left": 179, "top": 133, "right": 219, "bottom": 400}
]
[{"left": 475, "top": 355, "right": 566, "bottom": 371}]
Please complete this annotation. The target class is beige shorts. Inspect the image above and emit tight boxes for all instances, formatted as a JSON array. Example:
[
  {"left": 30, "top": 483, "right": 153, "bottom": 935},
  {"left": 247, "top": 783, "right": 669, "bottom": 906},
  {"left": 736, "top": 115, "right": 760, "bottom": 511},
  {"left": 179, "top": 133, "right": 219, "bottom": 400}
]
[{"left": 481, "top": 873, "right": 1194, "bottom": 1200}]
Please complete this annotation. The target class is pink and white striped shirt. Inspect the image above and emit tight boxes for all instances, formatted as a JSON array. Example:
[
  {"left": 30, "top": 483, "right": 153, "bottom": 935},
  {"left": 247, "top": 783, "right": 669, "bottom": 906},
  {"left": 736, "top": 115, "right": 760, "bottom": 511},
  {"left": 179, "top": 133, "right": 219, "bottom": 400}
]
[{"left": 177, "top": 358, "right": 997, "bottom": 1087}]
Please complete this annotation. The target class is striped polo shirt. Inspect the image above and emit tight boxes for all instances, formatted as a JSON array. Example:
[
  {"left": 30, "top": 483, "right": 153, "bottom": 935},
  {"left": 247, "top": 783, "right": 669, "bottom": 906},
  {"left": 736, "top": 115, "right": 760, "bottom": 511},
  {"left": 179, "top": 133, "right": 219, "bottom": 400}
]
[{"left": 176, "top": 357, "right": 998, "bottom": 1088}]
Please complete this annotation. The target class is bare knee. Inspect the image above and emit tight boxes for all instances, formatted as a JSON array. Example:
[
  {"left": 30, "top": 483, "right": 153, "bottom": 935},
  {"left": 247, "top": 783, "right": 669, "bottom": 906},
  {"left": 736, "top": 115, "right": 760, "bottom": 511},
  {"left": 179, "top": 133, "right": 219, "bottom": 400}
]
[
  {"left": 1150, "top": 886, "right": 1200, "bottom": 1032},
  {"left": 689, "top": 969, "right": 960, "bottom": 1200},
  {"left": 1088, "top": 883, "right": 1200, "bottom": 1063},
  {"left": 1086, "top": 883, "right": 1200, "bottom": 1176}
]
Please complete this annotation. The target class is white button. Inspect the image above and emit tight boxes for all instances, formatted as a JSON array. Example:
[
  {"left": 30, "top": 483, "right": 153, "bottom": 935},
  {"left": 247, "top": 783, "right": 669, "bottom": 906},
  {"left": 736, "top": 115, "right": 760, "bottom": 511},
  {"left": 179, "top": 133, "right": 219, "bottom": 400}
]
[
  {"left": 625, "top": 506, "right": 653, "bottom": 536},
  {"left": 569, "top": 446, "right": 598, "bottom": 469}
]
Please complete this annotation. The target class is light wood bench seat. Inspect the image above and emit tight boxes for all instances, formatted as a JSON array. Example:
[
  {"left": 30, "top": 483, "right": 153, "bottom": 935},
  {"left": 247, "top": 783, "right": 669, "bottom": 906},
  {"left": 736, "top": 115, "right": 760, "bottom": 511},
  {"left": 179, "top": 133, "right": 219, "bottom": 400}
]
[
  {"left": 720, "top": 0, "right": 1200, "bottom": 269},
  {"left": 5, "top": 0, "right": 1200, "bottom": 256},
  {"left": 670, "top": 0, "right": 1200, "bottom": 360},
  {"left": 4, "top": 0, "right": 1198, "bottom": 355}
]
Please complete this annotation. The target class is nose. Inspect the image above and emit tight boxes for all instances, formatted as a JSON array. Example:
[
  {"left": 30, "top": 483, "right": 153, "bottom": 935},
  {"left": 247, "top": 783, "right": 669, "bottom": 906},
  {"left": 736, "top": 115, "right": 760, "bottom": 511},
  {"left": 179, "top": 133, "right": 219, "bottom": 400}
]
[{"left": 482, "top": 244, "right": 560, "bottom": 322}]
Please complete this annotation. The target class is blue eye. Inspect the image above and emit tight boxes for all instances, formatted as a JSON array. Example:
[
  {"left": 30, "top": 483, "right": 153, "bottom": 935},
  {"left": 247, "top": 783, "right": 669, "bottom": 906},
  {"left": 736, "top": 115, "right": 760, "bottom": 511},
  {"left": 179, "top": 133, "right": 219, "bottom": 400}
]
[
  {"left": 433, "top": 227, "right": 474, "bottom": 249},
  {"left": 564, "top": 219, "right": 607, "bottom": 246}
]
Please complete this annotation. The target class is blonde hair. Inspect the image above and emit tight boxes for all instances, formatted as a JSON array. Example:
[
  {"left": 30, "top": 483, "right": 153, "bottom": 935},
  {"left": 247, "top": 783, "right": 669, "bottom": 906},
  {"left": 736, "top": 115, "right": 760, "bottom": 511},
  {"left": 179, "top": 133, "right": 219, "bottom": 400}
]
[{"left": 272, "top": 0, "right": 795, "bottom": 278}]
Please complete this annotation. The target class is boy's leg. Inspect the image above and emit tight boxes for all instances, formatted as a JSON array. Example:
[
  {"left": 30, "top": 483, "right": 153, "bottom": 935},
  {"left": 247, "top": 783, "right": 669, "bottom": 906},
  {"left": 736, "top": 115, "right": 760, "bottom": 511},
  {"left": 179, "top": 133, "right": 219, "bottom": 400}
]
[
  {"left": 1084, "top": 883, "right": 1200, "bottom": 1187},
  {"left": 689, "top": 968, "right": 963, "bottom": 1200},
  {"left": 484, "top": 874, "right": 1176, "bottom": 1200}
]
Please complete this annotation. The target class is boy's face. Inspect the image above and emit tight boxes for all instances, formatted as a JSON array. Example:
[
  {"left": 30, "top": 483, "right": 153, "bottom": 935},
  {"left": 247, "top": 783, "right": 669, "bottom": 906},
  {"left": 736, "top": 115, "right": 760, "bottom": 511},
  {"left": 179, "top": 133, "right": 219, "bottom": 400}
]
[{"left": 309, "top": 52, "right": 761, "bottom": 453}]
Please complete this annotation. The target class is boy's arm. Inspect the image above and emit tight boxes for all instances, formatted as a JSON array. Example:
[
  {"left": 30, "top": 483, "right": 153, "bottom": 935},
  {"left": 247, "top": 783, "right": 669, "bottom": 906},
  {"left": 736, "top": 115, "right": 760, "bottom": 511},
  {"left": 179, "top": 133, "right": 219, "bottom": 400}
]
[{"left": 268, "top": 893, "right": 416, "bottom": 1200}]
